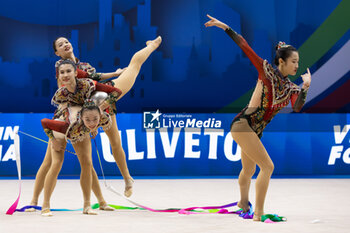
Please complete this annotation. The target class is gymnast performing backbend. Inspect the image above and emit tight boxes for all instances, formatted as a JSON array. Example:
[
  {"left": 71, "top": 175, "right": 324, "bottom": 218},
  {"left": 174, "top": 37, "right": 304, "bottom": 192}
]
[
  {"left": 205, "top": 14, "right": 311, "bottom": 221},
  {"left": 29, "top": 36, "right": 162, "bottom": 216}
]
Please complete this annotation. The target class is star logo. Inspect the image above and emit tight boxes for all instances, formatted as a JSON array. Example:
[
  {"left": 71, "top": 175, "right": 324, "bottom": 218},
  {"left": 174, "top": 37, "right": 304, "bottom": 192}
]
[
  {"left": 150, "top": 109, "right": 162, "bottom": 122},
  {"left": 143, "top": 109, "right": 162, "bottom": 129}
]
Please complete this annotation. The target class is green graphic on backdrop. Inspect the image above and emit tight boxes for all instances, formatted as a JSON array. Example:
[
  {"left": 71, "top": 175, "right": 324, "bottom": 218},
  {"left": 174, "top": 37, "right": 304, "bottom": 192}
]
[{"left": 219, "top": 0, "right": 350, "bottom": 113}]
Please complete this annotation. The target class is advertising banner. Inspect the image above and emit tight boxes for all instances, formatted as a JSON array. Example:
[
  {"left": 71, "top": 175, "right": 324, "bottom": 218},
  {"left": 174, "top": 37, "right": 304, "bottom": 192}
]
[{"left": 0, "top": 113, "right": 349, "bottom": 177}]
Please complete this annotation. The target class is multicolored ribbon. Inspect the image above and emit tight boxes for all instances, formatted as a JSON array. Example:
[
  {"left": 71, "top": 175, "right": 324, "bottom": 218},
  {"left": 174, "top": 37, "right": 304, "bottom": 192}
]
[
  {"left": 15, "top": 205, "right": 83, "bottom": 212},
  {"left": 15, "top": 202, "right": 252, "bottom": 217},
  {"left": 7, "top": 132, "right": 285, "bottom": 223},
  {"left": 261, "top": 214, "right": 287, "bottom": 223},
  {"left": 92, "top": 139, "right": 255, "bottom": 218},
  {"left": 14, "top": 203, "right": 286, "bottom": 223}
]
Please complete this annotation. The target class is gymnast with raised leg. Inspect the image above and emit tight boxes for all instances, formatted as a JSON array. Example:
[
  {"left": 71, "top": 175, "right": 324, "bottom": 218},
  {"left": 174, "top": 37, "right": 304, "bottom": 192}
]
[
  {"left": 38, "top": 36, "right": 161, "bottom": 216},
  {"left": 27, "top": 36, "right": 162, "bottom": 211},
  {"left": 27, "top": 38, "right": 126, "bottom": 210},
  {"left": 205, "top": 14, "right": 311, "bottom": 221}
]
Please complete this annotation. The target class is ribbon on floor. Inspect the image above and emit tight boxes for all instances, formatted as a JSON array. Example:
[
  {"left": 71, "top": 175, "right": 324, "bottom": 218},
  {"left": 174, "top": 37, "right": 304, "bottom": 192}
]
[
  {"left": 261, "top": 214, "right": 287, "bottom": 223},
  {"left": 92, "top": 139, "right": 254, "bottom": 218},
  {"left": 15, "top": 202, "right": 252, "bottom": 218},
  {"left": 7, "top": 132, "right": 284, "bottom": 223},
  {"left": 15, "top": 204, "right": 286, "bottom": 223}
]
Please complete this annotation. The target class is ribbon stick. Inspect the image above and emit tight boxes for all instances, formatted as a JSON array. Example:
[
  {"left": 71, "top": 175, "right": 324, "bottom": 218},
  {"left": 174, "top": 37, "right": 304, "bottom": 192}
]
[
  {"left": 6, "top": 129, "right": 21, "bottom": 215},
  {"left": 18, "top": 130, "right": 76, "bottom": 155}
]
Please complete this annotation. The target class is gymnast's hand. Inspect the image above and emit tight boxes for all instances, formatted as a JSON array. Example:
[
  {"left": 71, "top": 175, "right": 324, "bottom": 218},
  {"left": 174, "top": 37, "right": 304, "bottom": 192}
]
[
  {"left": 99, "top": 100, "right": 109, "bottom": 112},
  {"left": 204, "top": 14, "right": 229, "bottom": 30},
  {"left": 301, "top": 68, "right": 311, "bottom": 90},
  {"left": 91, "top": 130, "right": 98, "bottom": 139},
  {"left": 51, "top": 138, "right": 64, "bottom": 152},
  {"left": 115, "top": 67, "right": 127, "bottom": 77}
]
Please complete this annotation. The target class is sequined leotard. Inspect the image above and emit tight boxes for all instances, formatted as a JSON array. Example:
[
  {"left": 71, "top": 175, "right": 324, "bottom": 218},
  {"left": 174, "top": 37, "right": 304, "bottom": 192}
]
[{"left": 226, "top": 28, "right": 308, "bottom": 138}]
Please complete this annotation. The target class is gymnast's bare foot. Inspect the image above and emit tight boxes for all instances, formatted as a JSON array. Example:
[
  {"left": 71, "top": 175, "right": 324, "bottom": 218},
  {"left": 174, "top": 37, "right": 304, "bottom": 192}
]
[
  {"left": 146, "top": 36, "right": 162, "bottom": 49},
  {"left": 99, "top": 202, "right": 114, "bottom": 211},
  {"left": 237, "top": 201, "right": 250, "bottom": 213},
  {"left": 41, "top": 208, "right": 53, "bottom": 217},
  {"left": 83, "top": 206, "right": 98, "bottom": 215},
  {"left": 124, "top": 177, "right": 134, "bottom": 198},
  {"left": 25, "top": 201, "right": 38, "bottom": 212},
  {"left": 253, "top": 210, "right": 264, "bottom": 221}
]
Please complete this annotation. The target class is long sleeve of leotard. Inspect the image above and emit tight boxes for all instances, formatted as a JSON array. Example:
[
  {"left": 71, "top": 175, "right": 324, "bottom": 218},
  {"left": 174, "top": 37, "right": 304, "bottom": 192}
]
[
  {"left": 225, "top": 27, "right": 264, "bottom": 76},
  {"left": 78, "top": 62, "right": 102, "bottom": 81},
  {"left": 94, "top": 82, "right": 122, "bottom": 105},
  {"left": 41, "top": 118, "right": 69, "bottom": 139},
  {"left": 76, "top": 68, "right": 89, "bottom": 79},
  {"left": 95, "top": 82, "right": 122, "bottom": 96},
  {"left": 291, "top": 87, "right": 308, "bottom": 112}
]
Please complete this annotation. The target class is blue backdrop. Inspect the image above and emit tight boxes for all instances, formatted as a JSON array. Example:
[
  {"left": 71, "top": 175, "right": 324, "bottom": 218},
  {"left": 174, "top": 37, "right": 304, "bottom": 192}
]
[
  {"left": 1, "top": 113, "right": 349, "bottom": 177},
  {"left": 0, "top": 0, "right": 349, "bottom": 113},
  {"left": 0, "top": 0, "right": 349, "bottom": 177}
]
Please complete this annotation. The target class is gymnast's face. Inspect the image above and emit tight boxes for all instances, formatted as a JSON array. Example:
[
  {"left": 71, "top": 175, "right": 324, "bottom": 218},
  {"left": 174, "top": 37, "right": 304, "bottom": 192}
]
[
  {"left": 82, "top": 109, "right": 101, "bottom": 131},
  {"left": 55, "top": 37, "right": 73, "bottom": 58},
  {"left": 280, "top": 51, "right": 299, "bottom": 76},
  {"left": 58, "top": 64, "right": 77, "bottom": 87}
]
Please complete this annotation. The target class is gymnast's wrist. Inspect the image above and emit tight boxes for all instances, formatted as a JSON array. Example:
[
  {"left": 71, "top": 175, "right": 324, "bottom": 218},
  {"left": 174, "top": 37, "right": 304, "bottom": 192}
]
[
  {"left": 222, "top": 24, "right": 229, "bottom": 31},
  {"left": 302, "top": 83, "right": 310, "bottom": 91},
  {"left": 224, "top": 26, "right": 231, "bottom": 32}
]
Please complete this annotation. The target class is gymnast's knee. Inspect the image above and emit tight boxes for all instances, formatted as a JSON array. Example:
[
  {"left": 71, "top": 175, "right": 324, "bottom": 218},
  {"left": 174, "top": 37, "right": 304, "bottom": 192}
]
[
  {"left": 79, "top": 157, "right": 93, "bottom": 170},
  {"left": 241, "top": 167, "right": 256, "bottom": 178},
  {"left": 108, "top": 135, "right": 122, "bottom": 152},
  {"left": 50, "top": 159, "right": 63, "bottom": 172},
  {"left": 129, "top": 55, "right": 143, "bottom": 69},
  {"left": 40, "top": 161, "right": 52, "bottom": 171},
  {"left": 110, "top": 141, "right": 122, "bottom": 153},
  {"left": 261, "top": 161, "right": 274, "bottom": 175}
]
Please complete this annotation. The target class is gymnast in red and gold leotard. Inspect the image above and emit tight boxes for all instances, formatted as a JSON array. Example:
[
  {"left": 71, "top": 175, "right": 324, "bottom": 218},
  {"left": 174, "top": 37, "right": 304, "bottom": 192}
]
[{"left": 205, "top": 14, "right": 311, "bottom": 221}]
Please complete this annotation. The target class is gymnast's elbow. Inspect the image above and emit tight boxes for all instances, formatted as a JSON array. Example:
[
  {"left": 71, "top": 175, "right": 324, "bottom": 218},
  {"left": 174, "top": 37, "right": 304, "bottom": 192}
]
[{"left": 41, "top": 118, "right": 50, "bottom": 128}]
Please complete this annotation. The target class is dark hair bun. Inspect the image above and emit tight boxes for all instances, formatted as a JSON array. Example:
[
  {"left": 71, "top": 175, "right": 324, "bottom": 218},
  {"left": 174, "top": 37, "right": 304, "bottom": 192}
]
[{"left": 274, "top": 42, "right": 297, "bottom": 66}]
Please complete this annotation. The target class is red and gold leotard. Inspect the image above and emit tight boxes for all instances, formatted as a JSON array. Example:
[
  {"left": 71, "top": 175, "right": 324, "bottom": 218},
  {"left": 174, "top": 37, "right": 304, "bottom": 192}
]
[
  {"left": 52, "top": 78, "right": 96, "bottom": 107},
  {"left": 226, "top": 28, "right": 308, "bottom": 138},
  {"left": 42, "top": 111, "right": 112, "bottom": 144},
  {"left": 52, "top": 78, "right": 121, "bottom": 117},
  {"left": 44, "top": 78, "right": 121, "bottom": 140}
]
